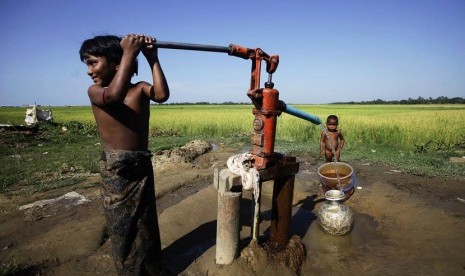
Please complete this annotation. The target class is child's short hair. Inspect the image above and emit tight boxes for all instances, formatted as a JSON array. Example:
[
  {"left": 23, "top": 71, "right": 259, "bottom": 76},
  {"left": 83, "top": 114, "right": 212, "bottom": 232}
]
[
  {"left": 327, "top": 115, "right": 339, "bottom": 124},
  {"left": 79, "top": 35, "right": 138, "bottom": 75}
]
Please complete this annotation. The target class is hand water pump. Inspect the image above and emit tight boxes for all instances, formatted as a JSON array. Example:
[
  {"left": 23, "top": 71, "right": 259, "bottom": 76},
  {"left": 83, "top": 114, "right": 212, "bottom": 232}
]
[{"left": 153, "top": 40, "right": 322, "bottom": 250}]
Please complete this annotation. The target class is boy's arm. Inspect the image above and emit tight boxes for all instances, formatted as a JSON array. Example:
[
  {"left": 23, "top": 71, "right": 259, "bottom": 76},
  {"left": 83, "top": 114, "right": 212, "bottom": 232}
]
[
  {"left": 338, "top": 130, "right": 345, "bottom": 151},
  {"left": 141, "top": 36, "right": 170, "bottom": 103},
  {"left": 88, "top": 35, "right": 142, "bottom": 106},
  {"left": 320, "top": 132, "right": 326, "bottom": 157}
]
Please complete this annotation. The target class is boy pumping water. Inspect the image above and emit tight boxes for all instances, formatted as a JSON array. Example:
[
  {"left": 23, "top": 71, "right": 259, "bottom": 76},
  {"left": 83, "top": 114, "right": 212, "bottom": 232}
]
[
  {"left": 79, "top": 34, "right": 169, "bottom": 275},
  {"left": 320, "top": 115, "right": 345, "bottom": 162}
]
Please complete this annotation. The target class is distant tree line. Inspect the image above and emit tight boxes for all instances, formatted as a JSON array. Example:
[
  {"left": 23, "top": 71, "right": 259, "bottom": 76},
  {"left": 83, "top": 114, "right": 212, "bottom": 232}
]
[
  {"left": 160, "top": 101, "right": 251, "bottom": 105},
  {"left": 332, "top": 96, "right": 465, "bottom": 105},
  {"left": 150, "top": 96, "right": 465, "bottom": 105}
]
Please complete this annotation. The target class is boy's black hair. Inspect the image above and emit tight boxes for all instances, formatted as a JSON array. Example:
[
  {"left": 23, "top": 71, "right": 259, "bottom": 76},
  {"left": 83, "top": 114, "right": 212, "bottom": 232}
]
[
  {"left": 79, "top": 35, "right": 138, "bottom": 75},
  {"left": 327, "top": 114, "right": 339, "bottom": 124}
]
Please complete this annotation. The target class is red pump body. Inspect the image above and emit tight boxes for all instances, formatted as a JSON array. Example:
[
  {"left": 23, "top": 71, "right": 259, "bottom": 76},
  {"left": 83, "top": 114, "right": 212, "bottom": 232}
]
[{"left": 229, "top": 46, "right": 282, "bottom": 170}]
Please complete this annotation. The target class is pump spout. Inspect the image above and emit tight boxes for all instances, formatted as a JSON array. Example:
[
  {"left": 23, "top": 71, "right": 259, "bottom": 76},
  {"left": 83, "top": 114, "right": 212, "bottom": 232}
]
[{"left": 280, "top": 102, "right": 322, "bottom": 125}]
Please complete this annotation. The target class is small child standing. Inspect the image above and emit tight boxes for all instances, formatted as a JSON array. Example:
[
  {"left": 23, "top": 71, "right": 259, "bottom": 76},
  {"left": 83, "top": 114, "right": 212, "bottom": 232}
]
[
  {"left": 79, "top": 34, "right": 169, "bottom": 275},
  {"left": 320, "top": 115, "right": 345, "bottom": 162}
]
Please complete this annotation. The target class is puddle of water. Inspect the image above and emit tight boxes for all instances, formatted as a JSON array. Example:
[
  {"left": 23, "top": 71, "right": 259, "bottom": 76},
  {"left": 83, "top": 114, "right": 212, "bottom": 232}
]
[
  {"left": 303, "top": 212, "right": 379, "bottom": 254},
  {"left": 290, "top": 200, "right": 376, "bottom": 265},
  {"left": 299, "top": 210, "right": 390, "bottom": 274}
]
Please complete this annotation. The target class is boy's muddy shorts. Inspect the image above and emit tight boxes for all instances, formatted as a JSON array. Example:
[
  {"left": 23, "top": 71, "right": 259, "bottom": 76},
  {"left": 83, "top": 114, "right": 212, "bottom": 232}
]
[{"left": 99, "top": 149, "right": 161, "bottom": 275}]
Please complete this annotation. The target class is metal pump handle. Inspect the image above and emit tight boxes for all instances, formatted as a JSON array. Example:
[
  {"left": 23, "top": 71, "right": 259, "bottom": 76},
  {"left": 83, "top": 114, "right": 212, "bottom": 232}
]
[{"left": 152, "top": 41, "right": 231, "bottom": 54}]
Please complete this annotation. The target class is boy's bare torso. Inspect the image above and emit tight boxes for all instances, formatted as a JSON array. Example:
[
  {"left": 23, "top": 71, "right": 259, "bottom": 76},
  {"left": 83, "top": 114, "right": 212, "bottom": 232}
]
[
  {"left": 91, "top": 82, "right": 151, "bottom": 151},
  {"left": 324, "top": 130, "right": 341, "bottom": 151}
]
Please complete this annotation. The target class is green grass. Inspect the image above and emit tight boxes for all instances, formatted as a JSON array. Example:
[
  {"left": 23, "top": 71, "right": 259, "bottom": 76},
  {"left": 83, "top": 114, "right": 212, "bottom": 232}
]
[
  {"left": 0, "top": 122, "right": 101, "bottom": 194},
  {"left": 1, "top": 104, "right": 464, "bottom": 195}
]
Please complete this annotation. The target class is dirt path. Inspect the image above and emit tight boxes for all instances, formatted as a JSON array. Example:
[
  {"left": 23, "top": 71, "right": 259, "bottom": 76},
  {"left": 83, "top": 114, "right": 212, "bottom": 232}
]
[{"left": 1, "top": 143, "right": 464, "bottom": 275}]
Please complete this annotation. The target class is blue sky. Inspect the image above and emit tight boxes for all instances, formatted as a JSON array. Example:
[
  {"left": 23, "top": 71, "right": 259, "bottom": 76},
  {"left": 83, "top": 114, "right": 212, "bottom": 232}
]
[{"left": 0, "top": 0, "right": 464, "bottom": 106}]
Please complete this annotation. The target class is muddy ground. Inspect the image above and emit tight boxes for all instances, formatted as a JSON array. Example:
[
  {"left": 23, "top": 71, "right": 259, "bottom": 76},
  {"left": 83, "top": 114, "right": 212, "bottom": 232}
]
[{"left": 1, "top": 140, "right": 465, "bottom": 275}]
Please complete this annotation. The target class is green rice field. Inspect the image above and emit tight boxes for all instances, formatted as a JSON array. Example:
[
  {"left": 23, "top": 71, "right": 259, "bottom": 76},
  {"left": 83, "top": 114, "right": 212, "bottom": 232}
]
[{"left": 1, "top": 104, "right": 464, "bottom": 150}]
